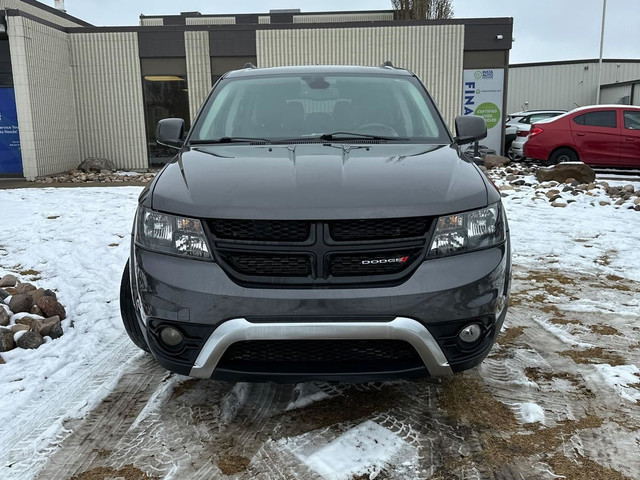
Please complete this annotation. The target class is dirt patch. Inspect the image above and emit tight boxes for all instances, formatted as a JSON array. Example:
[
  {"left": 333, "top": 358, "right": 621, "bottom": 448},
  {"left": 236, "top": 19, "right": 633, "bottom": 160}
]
[
  {"left": 548, "top": 453, "right": 632, "bottom": 480},
  {"left": 108, "top": 243, "right": 119, "bottom": 247},
  {"left": 439, "top": 374, "right": 517, "bottom": 430},
  {"left": 525, "top": 367, "right": 582, "bottom": 387},
  {"left": 560, "top": 347, "right": 627, "bottom": 367},
  {"left": 550, "top": 317, "right": 582, "bottom": 325},
  {"left": 595, "top": 251, "right": 616, "bottom": 267},
  {"left": 70, "top": 464, "right": 156, "bottom": 480},
  {"left": 170, "top": 379, "right": 199, "bottom": 401},
  {"left": 17, "top": 268, "right": 41, "bottom": 276},
  {"left": 479, "top": 415, "right": 603, "bottom": 469},
  {"left": 496, "top": 326, "right": 526, "bottom": 346},
  {"left": 218, "top": 454, "right": 250, "bottom": 475},
  {"left": 278, "top": 385, "right": 398, "bottom": 438},
  {"left": 590, "top": 324, "right": 620, "bottom": 336},
  {"left": 47, "top": 215, "right": 60, "bottom": 220}
]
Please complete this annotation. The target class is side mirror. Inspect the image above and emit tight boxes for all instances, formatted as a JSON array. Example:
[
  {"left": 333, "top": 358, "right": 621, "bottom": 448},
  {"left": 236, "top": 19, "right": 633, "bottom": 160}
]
[
  {"left": 454, "top": 115, "right": 487, "bottom": 145},
  {"left": 156, "top": 118, "right": 185, "bottom": 149}
]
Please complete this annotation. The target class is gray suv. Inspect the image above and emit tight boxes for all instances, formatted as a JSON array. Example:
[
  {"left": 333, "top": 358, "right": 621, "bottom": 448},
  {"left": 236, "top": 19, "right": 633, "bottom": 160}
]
[{"left": 120, "top": 65, "right": 511, "bottom": 383}]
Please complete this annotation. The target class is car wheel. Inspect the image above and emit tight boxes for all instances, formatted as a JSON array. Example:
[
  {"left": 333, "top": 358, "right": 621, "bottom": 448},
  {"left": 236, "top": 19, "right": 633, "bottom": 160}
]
[
  {"left": 549, "top": 148, "right": 578, "bottom": 165},
  {"left": 120, "top": 260, "right": 150, "bottom": 352}
]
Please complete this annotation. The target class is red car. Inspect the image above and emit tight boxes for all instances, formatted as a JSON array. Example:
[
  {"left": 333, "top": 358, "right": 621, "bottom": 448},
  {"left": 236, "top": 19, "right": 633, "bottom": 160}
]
[{"left": 524, "top": 105, "right": 640, "bottom": 167}]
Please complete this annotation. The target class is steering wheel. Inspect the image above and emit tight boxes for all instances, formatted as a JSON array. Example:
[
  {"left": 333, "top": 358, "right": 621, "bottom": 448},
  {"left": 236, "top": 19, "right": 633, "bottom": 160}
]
[{"left": 356, "top": 123, "right": 399, "bottom": 137}]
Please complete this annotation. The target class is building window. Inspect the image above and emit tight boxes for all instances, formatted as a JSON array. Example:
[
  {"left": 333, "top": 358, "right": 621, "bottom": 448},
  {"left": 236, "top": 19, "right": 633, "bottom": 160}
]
[{"left": 142, "top": 75, "right": 191, "bottom": 165}]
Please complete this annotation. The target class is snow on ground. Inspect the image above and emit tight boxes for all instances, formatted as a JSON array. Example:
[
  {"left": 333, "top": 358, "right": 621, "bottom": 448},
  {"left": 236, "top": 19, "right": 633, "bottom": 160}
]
[{"left": 0, "top": 171, "right": 639, "bottom": 479}]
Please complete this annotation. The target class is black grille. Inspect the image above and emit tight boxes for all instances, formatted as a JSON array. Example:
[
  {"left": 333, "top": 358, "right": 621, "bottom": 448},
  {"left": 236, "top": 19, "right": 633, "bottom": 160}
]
[
  {"left": 209, "top": 217, "right": 432, "bottom": 287},
  {"left": 219, "top": 253, "right": 311, "bottom": 277},
  {"left": 329, "top": 250, "right": 420, "bottom": 277},
  {"left": 219, "top": 340, "right": 421, "bottom": 364},
  {"left": 329, "top": 217, "right": 429, "bottom": 241},
  {"left": 211, "top": 219, "right": 310, "bottom": 242}
]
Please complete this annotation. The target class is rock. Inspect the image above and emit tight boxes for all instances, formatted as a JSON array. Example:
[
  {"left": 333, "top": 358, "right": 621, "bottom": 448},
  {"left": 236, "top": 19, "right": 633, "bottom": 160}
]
[
  {"left": 0, "top": 309, "right": 9, "bottom": 327},
  {"left": 548, "top": 194, "right": 562, "bottom": 202},
  {"left": 0, "top": 274, "right": 17, "bottom": 288},
  {"left": 635, "top": 205, "right": 640, "bottom": 212},
  {"left": 0, "top": 329, "right": 15, "bottom": 351},
  {"left": 599, "top": 201, "right": 611, "bottom": 206},
  {"left": 562, "top": 186, "right": 573, "bottom": 192},
  {"left": 615, "top": 199, "right": 626, "bottom": 206},
  {"left": 576, "top": 184, "right": 588, "bottom": 191},
  {"left": 623, "top": 184, "right": 635, "bottom": 193},
  {"left": 483, "top": 155, "right": 510, "bottom": 169},
  {"left": 586, "top": 182, "right": 597, "bottom": 191},
  {"left": 0, "top": 288, "right": 9, "bottom": 301},
  {"left": 545, "top": 189, "right": 561, "bottom": 199},
  {"left": 5, "top": 287, "right": 17, "bottom": 295},
  {"left": 27, "top": 288, "right": 46, "bottom": 302},
  {"left": 78, "top": 157, "right": 115, "bottom": 173},
  {"left": 505, "top": 174, "right": 517, "bottom": 181},
  {"left": 29, "top": 305, "right": 43, "bottom": 316},
  {"left": 0, "top": 356, "right": 4, "bottom": 364},
  {"left": 40, "top": 316, "right": 62, "bottom": 338},
  {"left": 36, "top": 296, "right": 66, "bottom": 320},
  {"left": 634, "top": 197, "right": 640, "bottom": 205},
  {"left": 16, "top": 331, "right": 45, "bottom": 349},
  {"left": 551, "top": 202, "right": 567, "bottom": 207},
  {"left": 15, "top": 283, "right": 36, "bottom": 294},
  {"left": 563, "top": 178, "right": 577, "bottom": 185},
  {"left": 499, "top": 185, "right": 515, "bottom": 191},
  {"left": 535, "top": 163, "right": 596, "bottom": 184},
  {"left": 9, "top": 324, "right": 29, "bottom": 333},
  {"left": 510, "top": 179, "right": 526, "bottom": 186},
  {"left": 567, "top": 199, "right": 577, "bottom": 204},
  {"left": 9, "top": 294, "right": 33, "bottom": 314},
  {"left": 43, "top": 290, "right": 57, "bottom": 301}
]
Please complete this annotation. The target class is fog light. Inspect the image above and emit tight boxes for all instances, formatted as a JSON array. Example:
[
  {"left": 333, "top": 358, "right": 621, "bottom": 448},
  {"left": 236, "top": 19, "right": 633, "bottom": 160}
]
[
  {"left": 459, "top": 324, "right": 482, "bottom": 343},
  {"left": 160, "top": 326, "right": 184, "bottom": 347}
]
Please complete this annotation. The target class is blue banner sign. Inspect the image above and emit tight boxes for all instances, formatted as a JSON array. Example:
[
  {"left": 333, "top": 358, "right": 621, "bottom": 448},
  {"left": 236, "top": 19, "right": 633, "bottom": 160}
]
[{"left": 0, "top": 88, "right": 23, "bottom": 175}]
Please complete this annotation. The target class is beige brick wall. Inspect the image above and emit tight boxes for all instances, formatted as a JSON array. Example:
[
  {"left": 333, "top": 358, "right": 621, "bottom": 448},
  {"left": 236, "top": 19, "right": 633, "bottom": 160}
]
[
  {"left": 69, "top": 32, "right": 148, "bottom": 170},
  {"left": 185, "top": 31, "right": 212, "bottom": 122},
  {"left": 257, "top": 25, "right": 465, "bottom": 127},
  {"left": 7, "top": 16, "right": 80, "bottom": 179}
]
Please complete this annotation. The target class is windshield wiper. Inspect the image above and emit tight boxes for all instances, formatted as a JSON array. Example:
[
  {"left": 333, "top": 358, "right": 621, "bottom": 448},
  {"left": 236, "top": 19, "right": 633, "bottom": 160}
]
[
  {"left": 189, "top": 137, "right": 272, "bottom": 145},
  {"left": 317, "top": 132, "right": 407, "bottom": 141}
]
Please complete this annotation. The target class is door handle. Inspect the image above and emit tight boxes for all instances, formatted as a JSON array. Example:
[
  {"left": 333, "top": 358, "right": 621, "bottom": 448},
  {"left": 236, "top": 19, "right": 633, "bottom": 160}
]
[
  {"left": 625, "top": 137, "right": 635, "bottom": 142},
  {"left": 576, "top": 133, "right": 586, "bottom": 136}
]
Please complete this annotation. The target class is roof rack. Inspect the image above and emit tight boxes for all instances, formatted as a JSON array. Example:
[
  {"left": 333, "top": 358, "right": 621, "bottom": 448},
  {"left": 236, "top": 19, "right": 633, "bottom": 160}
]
[
  {"left": 244, "top": 63, "right": 257, "bottom": 69},
  {"left": 380, "top": 60, "right": 394, "bottom": 68}
]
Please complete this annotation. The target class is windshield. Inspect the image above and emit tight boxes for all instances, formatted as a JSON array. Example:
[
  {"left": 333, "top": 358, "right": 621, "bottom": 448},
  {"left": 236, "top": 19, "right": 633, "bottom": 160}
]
[{"left": 189, "top": 73, "right": 450, "bottom": 143}]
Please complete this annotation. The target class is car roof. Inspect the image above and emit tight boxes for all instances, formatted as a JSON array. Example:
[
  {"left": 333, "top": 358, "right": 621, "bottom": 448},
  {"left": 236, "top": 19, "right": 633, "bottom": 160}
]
[
  {"left": 224, "top": 65, "right": 415, "bottom": 78},
  {"left": 508, "top": 109, "right": 567, "bottom": 116},
  {"left": 569, "top": 104, "right": 640, "bottom": 113}
]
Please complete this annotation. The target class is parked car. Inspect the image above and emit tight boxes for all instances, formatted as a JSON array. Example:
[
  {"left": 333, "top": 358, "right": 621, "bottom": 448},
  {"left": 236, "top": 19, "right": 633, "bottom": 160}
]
[
  {"left": 120, "top": 65, "right": 511, "bottom": 383},
  {"left": 524, "top": 105, "right": 640, "bottom": 166},
  {"left": 505, "top": 110, "right": 566, "bottom": 153}
]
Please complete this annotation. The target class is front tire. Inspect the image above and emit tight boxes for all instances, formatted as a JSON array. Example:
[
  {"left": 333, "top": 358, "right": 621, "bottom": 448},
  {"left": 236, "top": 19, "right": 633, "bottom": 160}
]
[
  {"left": 549, "top": 148, "right": 578, "bottom": 165},
  {"left": 119, "top": 261, "right": 150, "bottom": 352}
]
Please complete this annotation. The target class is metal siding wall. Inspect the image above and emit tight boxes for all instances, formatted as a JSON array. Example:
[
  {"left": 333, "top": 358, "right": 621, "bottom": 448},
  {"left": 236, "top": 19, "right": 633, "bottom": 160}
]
[
  {"left": 69, "top": 32, "right": 148, "bottom": 170},
  {"left": 140, "top": 18, "right": 164, "bottom": 26},
  {"left": 507, "top": 61, "right": 640, "bottom": 112},
  {"left": 258, "top": 16, "right": 271, "bottom": 24},
  {"left": 0, "top": 0, "right": 86, "bottom": 27},
  {"left": 185, "top": 31, "right": 212, "bottom": 122},
  {"left": 256, "top": 25, "right": 464, "bottom": 127},
  {"left": 186, "top": 17, "right": 236, "bottom": 25},
  {"left": 7, "top": 16, "right": 80, "bottom": 179},
  {"left": 293, "top": 13, "right": 394, "bottom": 23}
]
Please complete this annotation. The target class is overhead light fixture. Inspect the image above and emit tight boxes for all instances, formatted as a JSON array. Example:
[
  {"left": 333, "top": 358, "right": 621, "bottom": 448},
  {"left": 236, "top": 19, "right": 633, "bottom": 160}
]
[{"left": 144, "top": 75, "right": 186, "bottom": 82}]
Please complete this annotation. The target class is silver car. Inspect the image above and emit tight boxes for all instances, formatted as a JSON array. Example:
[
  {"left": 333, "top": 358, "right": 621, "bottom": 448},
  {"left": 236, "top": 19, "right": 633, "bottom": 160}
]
[{"left": 508, "top": 111, "right": 566, "bottom": 160}]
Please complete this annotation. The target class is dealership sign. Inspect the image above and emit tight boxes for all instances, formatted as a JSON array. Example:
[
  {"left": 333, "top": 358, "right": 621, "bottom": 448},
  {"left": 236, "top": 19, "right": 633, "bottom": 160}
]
[
  {"left": 462, "top": 69, "right": 504, "bottom": 154},
  {"left": 0, "top": 88, "right": 23, "bottom": 175}
]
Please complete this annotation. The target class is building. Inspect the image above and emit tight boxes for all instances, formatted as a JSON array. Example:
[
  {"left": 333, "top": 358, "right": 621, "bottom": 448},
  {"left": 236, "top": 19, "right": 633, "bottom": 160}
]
[
  {"left": 507, "top": 59, "right": 640, "bottom": 113},
  {"left": 0, "top": 0, "right": 513, "bottom": 180}
]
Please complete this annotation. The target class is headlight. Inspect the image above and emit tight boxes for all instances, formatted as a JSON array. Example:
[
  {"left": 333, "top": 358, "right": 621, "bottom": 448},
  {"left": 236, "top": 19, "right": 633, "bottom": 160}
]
[
  {"left": 428, "top": 203, "right": 505, "bottom": 257},
  {"left": 135, "top": 206, "right": 212, "bottom": 260}
]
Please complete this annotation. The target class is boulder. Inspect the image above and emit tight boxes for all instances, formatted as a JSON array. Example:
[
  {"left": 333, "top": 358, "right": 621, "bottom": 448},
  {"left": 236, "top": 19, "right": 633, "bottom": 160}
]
[
  {"left": 16, "top": 331, "right": 45, "bottom": 350},
  {"left": 36, "top": 296, "right": 66, "bottom": 320},
  {"left": 9, "top": 324, "right": 29, "bottom": 333},
  {"left": 0, "top": 329, "right": 14, "bottom": 351},
  {"left": 43, "top": 290, "right": 57, "bottom": 301},
  {"left": 15, "top": 283, "right": 36, "bottom": 294},
  {"left": 27, "top": 288, "right": 46, "bottom": 302},
  {"left": 483, "top": 155, "right": 510, "bottom": 169},
  {"left": 78, "top": 157, "right": 115, "bottom": 173},
  {"left": 535, "top": 162, "right": 596, "bottom": 184},
  {"left": 0, "top": 288, "right": 9, "bottom": 301},
  {"left": 40, "top": 316, "right": 62, "bottom": 338},
  {"left": 0, "top": 274, "right": 17, "bottom": 288},
  {"left": 9, "top": 294, "right": 34, "bottom": 314},
  {"left": 0, "top": 309, "right": 9, "bottom": 327}
]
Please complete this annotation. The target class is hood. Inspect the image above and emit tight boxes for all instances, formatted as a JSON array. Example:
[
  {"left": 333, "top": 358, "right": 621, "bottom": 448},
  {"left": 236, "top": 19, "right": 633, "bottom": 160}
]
[{"left": 151, "top": 144, "right": 488, "bottom": 220}]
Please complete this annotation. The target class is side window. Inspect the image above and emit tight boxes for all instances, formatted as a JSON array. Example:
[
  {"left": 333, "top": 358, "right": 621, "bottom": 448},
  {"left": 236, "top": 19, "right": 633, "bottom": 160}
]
[
  {"left": 527, "top": 113, "right": 554, "bottom": 124},
  {"left": 623, "top": 111, "right": 640, "bottom": 130},
  {"left": 573, "top": 111, "right": 617, "bottom": 128}
]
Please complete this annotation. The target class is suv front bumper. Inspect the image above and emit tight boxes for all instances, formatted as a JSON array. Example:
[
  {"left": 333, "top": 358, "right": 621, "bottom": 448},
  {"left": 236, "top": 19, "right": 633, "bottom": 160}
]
[{"left": 131, "top": 241, "right": 510, "bottom": 382}]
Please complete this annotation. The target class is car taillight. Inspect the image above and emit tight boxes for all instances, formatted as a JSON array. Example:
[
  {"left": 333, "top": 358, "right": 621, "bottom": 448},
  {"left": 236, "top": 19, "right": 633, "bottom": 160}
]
[
  {"left": 529, "top": 127, "right": 544, "bottom": 138},
  {"left": 517, "top": 130, "right": 529, "bottom": 137}
]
